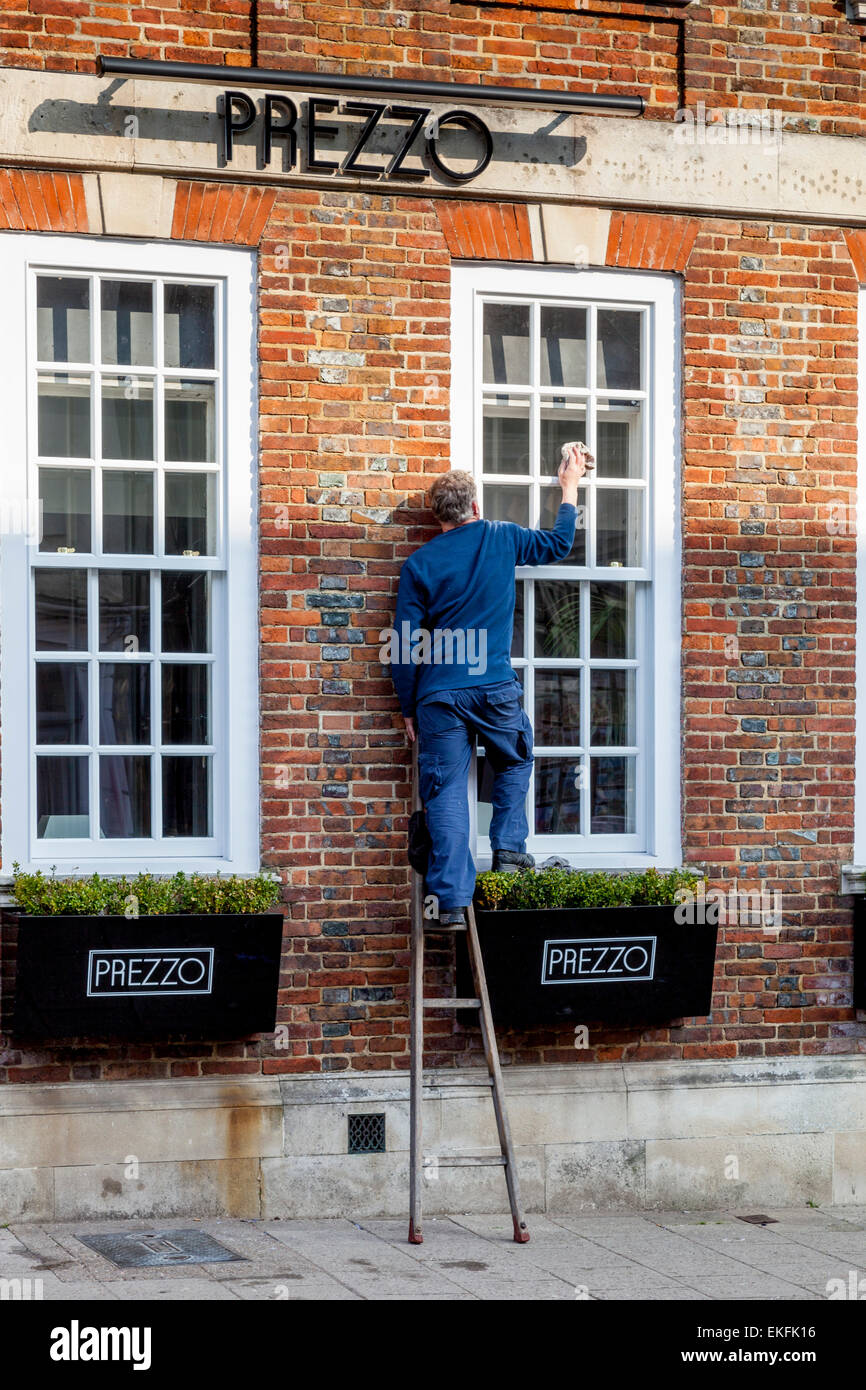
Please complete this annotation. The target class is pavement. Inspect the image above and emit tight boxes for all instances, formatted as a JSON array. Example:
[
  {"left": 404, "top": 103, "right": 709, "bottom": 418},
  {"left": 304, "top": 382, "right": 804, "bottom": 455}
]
[{"left": 1, "top": 1205, "right": 864, "bottom": 1300}]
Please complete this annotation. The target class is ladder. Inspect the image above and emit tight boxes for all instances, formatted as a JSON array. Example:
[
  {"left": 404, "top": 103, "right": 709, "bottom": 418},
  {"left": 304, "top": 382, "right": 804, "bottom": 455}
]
[{"left": 408, "top": 746, "right": 530, "bottom": 1245}]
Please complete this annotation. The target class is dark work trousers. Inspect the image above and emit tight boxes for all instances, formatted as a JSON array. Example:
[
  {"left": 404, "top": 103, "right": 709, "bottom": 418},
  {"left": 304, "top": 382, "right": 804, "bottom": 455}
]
[{"left": 415, "top": 678, "right": 534, "bottom": 910}]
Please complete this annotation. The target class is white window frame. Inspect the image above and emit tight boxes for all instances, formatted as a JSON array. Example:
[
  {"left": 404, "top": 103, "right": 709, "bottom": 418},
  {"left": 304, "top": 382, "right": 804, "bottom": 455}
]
[
  {"left": 848, "top": 288, "right": 866, "bottom": 888},
  {"left": 0, "top": 234, "right": 260, "bottom": 874},
  {"left": 451, "top": 262, "right": 682, "bottom": 870}
]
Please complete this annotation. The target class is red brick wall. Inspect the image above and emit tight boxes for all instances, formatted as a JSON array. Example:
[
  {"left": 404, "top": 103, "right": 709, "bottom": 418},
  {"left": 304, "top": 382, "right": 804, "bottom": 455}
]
[
  {"left": 0, "top": 0, "right": 254, "bottom": 71},
  {"left": 684, "top": 1, "right": 865, "bottom": 138},
  {"left": 1, "top": 3, "right": 866, "bottom": 1080},
  {"left": 256, "top": 186, "right": 452, "bottom": 1074},
  {"left": 682, "top": 218, "right": 860, "bottom": 1059},
  {"left": 2, "top": 191, "right": 864, "bottom": 1082}
]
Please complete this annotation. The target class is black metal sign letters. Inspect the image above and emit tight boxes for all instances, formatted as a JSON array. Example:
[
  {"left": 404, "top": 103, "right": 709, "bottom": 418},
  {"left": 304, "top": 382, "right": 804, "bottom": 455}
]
[{"left": 221, "top": 90, "right": 494, "bottom": 183}]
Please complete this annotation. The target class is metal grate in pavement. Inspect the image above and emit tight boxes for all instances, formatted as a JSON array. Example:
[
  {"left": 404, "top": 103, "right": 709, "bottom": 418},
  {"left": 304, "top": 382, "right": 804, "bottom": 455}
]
[{"left": 75, "top": 1229, "right": 247, "bottom": 1268}]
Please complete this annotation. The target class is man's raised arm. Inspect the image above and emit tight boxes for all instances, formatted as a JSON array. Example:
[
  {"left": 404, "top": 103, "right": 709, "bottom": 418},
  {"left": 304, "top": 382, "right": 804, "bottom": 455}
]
[{"left": 513, "top": 441, "right": 594, "bottom": 566}]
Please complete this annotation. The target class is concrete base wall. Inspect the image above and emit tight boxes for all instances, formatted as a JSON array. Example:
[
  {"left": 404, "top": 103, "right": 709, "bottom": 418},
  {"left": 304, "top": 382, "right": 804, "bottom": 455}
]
[{"left": 0, "top": 1058, "right": 863, "bottom": 1222}]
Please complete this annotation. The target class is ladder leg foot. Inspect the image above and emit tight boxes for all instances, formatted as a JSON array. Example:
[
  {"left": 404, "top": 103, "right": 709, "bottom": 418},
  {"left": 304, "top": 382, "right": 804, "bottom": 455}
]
[
  {"left": 408, "top": 1221, "right": 423, "bottom": 1245},
  {"left": 513, "top": 1220, "right": 530, "bottom": 1244}
]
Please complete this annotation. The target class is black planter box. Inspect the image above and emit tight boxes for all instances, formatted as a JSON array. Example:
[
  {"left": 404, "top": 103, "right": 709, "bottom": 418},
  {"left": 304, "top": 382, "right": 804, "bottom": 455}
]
[
  {"left": 854, "top": 896, "right": 865, "bottom": 1012},
  {"left": 11, "top": 913, "right": 284, "bottom": 1040},
  {"left": 459, "top": 904, "right": 720, "bottom": 1027}
]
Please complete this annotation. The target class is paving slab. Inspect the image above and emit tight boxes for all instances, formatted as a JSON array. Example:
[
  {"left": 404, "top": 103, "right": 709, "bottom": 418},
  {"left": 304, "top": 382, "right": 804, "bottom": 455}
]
[
  {"left": 261, "top": 1218, "right": 476, "bottom": 1299},
  {"left": 362, "top": 1213, "right": 588, "bottom": 1296},
  {"left": 105, "top": 1278, "right": 240, "bottom": 1301}
]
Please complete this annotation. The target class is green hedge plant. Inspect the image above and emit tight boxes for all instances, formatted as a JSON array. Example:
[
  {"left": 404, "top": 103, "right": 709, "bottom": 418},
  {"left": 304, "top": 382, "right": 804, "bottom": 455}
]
[
  {"left": 474, "top": 865, "right": 701, "bottom": 913},
  {"left": 10, "top": 865, "right": 282, "bottom": 917}
]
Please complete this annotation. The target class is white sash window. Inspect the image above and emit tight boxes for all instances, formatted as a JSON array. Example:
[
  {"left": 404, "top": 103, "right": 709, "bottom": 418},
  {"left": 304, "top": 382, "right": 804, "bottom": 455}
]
[
  {"left": 0, "top": 237, "right": 259, "bottom": 872},
  {"left": 452, "top": 264, "right": 681, "bottom": 867}
]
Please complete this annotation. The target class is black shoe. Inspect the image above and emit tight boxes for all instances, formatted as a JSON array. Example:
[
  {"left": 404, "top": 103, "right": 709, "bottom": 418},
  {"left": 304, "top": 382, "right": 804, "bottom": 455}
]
[
  {"left": 439, "top": 908, "right": 467, "bottom": 926},
  {"left": 492, "top": 850, "right": 536, "bottom": 874}
]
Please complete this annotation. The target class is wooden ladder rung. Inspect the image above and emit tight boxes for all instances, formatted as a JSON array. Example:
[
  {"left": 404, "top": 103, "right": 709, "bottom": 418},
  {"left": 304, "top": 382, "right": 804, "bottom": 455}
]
[
  {"left": 423, "top": 920, "right": 467, "bottom": 931},
  {"left": 423, "top": 997, "right": 480, "bottom": 1009}
]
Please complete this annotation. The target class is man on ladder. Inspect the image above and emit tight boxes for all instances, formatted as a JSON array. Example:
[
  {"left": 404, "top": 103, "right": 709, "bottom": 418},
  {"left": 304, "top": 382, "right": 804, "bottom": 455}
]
[
  {"left": 389, "top": 441, "right": 594, "bottom": 1245},
  {"left": 391, "top": 441, "right": 594, "bottom": 926}
]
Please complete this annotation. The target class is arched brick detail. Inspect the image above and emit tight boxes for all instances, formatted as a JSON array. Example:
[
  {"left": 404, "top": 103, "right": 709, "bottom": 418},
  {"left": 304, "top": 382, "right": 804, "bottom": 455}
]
[
  {"left": 0, "top": 170, "right": 88, "bottom": 232},
  {"left": 436, "top": 200, "right": 533, "bottom": 261},
  {"left": 606, "top": 211, "right": 699, "bottom": 272},
  {"left": 843, "top": 230, "right": 866, "bottom": 284},
  {"left": 171, "top": 182, "right": 278, "bottom": 245}
]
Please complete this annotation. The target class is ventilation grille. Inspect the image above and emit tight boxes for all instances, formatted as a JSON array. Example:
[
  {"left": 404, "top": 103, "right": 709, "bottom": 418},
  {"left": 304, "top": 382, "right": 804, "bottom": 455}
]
[{"left": 348, "top": 1113, "right": 386, "bottom": 1154}]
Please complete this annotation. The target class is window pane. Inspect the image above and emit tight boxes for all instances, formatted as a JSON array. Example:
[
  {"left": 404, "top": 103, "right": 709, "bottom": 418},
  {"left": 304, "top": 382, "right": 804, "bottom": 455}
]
[
  {"left": 590, "top": 582, "right": 635, "bottom": 659},
  {"left": 35, "top": 569, "right": 88, "bottom": 651},
  {"left": 162, "top": 664, "right": 210, "bottom": 744},
  {"left": 511, "top": 582, "right": 524, "bottom": 658},
  {"left": 165, "top": 473, "right": 216, "bottom": 555},
  {"left": 535, "top": 670, "right": 581, "bottom": 746},
  {"left": 36, "top": 277, "right": 90, "bottom": 363},
  {"left": 101, "top": 280, "right": 154, "bottom": 367},
  {"left": 163, "top": 755, "right": 211, "bottom": 836},
  {"left": 539, "top": 486, "right": 586, "bottom": 565},
  {"left": 535, "top": 757, "right": 582, "bottom": 835},
  {"left": 101, "top": 376, "right": 154, "bottom": 460},
  {"left": 164, "top": 284, "right": 215, "bottom": 370},
  {"left": 535, "top": 581, "right": 580, "bottom": 658},
  {"left": 99, "top": 755, "right": 151, "bottom": 838},
  {"left": 36, "top": 662, "right": 87, "bottom": 743},
  {"left": 483, "top": 398, "right": 530, "bottom": 475},
  {"left": 597, "top": 309, "right": 641, "bottom": 391},
  {"left": 36, "top": 755, "right": 89, "bottom": 838},
  {"left": 540, "top": 399, "right": 586, "bottom": 475},
  {"left": 38, "top": 374, "right": 91, "bottom": 457},
  {"left": 597, "top": 401, "right": 642, "bottom": 479},
  {"left": 541, "top": 305, "right": 587, "bottom": 388},
  {"left": 597, "top": 488, "right": 643, "bottom": 567},
  {"left": 38, "top": 468, "right": 91, "bottom": 554},
  {"left": 162, "top": 572, "right": 211, "bottom": 653},
  {"left": 164, "top": 379, "right": 216, "bottom": 463},
  {"left": 483, "top": 484, "right": 528, "bottom": 526},
  {"left": 99, "top": 570, "right": 151, "bottom": 653},
  {"left": 99, "top": 664, "right": 151, "bottom": 745},
  {"left": 102, "top": 471, "right": 154, "bottom": 555},
  {"left": 482, "top": 303, "right": 529, "bottom": 385},
  {"left": 590, "top": 669, "right": 635, "bottom": 747},
  {"left": 591, "top": 756, "right": 635, "bottom": 834}
]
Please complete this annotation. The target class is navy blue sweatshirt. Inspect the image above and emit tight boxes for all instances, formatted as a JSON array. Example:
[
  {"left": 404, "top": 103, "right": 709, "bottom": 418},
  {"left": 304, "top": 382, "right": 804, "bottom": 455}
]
[{"left": 388, "top": 502, "right": 577, "bottom": 717}]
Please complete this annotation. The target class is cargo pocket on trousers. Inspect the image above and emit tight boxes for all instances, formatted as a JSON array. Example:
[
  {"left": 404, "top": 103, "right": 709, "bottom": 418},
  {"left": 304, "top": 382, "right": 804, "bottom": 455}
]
[
  {"left": 517, "top": 710, "right": 534, "bottom": 761},
  {"left": 484, "top": 684, "right": 523, "bottom": 734},
  {"left": 418, "top": 751, "right": 443, "bottom": 805}
]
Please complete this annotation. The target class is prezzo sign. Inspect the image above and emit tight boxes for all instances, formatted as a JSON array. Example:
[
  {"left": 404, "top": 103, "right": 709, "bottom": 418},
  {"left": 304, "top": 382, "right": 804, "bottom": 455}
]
[
  {"left": 221, "top": 91, "right": 494, "bottom": 184},
  {"left": 541, "top": 936, "right": 657, "bottom": 985},
  {"left": 86, "top": 948, "right": 215, "bottom": 998}
]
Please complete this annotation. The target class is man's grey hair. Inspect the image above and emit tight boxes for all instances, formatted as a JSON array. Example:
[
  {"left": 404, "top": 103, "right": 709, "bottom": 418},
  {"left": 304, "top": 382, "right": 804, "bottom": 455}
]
[{"left": 429, "top": 470, "right": 477, "bottom": 525}]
